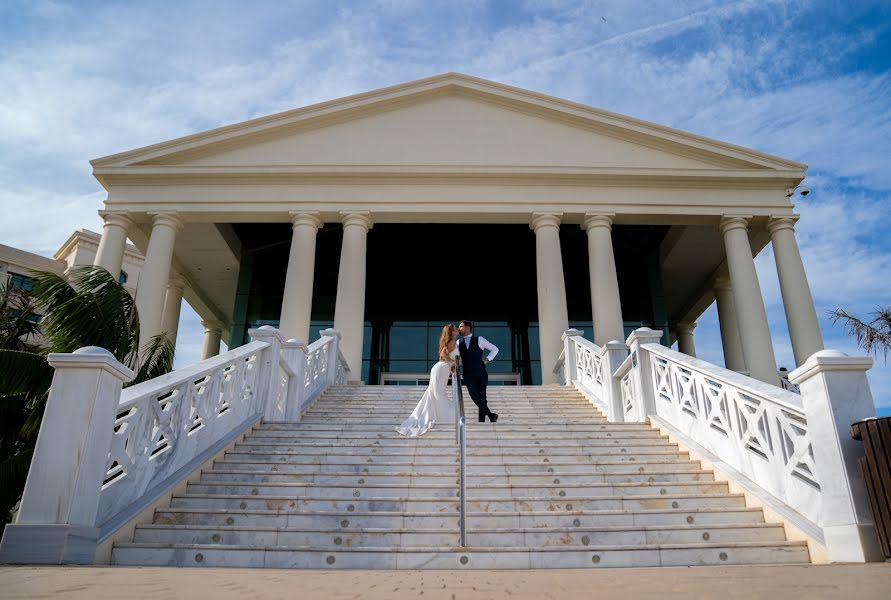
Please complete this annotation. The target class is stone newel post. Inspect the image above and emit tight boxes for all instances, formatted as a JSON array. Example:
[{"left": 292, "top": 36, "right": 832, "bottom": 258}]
[
  {"left": 561, "top": 329, "right": 584, "bottom": 386},
  {"left": 280, "top": 338, "right": 308, "bottom": 422},
  {"left": 626, "top": 327, "right": 664, "bottom": 422},
  {"left": 603, "top": 341, "right": 630, "bottom": 423},
  {"left": 249, "top": 326, "right": 285, "bottom": 422},
  {"left": 0, "top": 347, "right": 134, "bottom": 564},
  {"left": 790, "top": 349, "right": 882, "bottom": 562}
]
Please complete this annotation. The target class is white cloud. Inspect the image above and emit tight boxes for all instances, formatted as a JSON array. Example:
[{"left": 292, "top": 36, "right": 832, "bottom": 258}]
[{"left": 1, "top": 0, "right": 888, "bottom": 410}]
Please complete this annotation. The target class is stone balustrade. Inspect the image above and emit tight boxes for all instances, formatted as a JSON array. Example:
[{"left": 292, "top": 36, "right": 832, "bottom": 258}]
[
  {"left": 0, "top": 326, "right": 346, "bottom": 564},
  {"left": 558, "top": 326, "right": 883, "bottom": 563}
]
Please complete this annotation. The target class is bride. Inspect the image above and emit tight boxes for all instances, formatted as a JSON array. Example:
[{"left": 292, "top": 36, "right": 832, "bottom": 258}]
[{"left": 395, "top": 324, "right": 459, "bottom": 437}]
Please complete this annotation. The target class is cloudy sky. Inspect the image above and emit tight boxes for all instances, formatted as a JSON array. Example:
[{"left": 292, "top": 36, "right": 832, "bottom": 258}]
[{"left": 2, "top": 0, "right": 889, "bottom": 413}]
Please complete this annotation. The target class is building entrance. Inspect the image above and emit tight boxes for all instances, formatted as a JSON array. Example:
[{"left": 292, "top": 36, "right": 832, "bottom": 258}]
[{"left": 230, "top": 222, "right": 669, "bottom": 384}]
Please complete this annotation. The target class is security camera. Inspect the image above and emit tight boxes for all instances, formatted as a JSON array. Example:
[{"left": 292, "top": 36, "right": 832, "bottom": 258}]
[
  {"left": 785, "top": 188, "right": 794, "bottom": 197},
  {"left": 799, "top": 187, "right": 809, "bottom": 196}
]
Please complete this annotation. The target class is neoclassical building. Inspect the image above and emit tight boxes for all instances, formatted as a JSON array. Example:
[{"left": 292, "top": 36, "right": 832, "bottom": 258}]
[{"left": 88, "top": 73, "right": 821, "bottom": 385}]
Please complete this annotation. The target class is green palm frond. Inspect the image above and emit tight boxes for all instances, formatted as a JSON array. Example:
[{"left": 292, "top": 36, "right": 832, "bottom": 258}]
[
  {"left": 132, "top": 334, "right": 175, "bottom": 385},
  {"left": 33, "top": 267, "right": 139, "bottom": 364},
  {"left": 0, "top": 350, "right": 52, "bottom": 398},
  {"left": 0, "top": 283, "right": 43, "bottom": 352}
]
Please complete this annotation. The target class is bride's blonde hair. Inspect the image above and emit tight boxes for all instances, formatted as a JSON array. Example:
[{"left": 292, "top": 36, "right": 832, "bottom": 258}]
[{"left": 439, "top": 324, "right": 454, "bottom": 358}]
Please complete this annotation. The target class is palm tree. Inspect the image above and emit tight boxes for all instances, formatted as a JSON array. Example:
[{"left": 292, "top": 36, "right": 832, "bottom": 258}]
[
  {"left": 0, "top": 281, "right": 43, "bottom": 352},
  {"left": 830, "top": 305, "right": 891, "bottom": 363},
  {"left": 0, "top": 266, "right": 174, "bottom": 524}
]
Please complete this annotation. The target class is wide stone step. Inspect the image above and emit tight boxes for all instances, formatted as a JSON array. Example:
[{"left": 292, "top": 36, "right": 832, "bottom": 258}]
[
  {"left": 152, "top": 506, "right": 766, "bottom": 529},
  {"left": 222, "top": 449, "right": 691, "bottom": 464},
  {"left": 198, "top": 469, "right": 713, "bottom": 486},
  {"left": 112, "top": 540, "right": 809, "bottom": 569},
  {"left": 232, "top": 443, "right": 677, "bottom": 455},
  {"left": 253, "top": 423, "right": 636, "bottom": 432},
  {"left": 245, "top": 429, "right": 664, "bottom": 441},
  {"left": 212, "top": 459, "right": 704, "bottom": 475},
  {"left": 133, "top": 522, "right": 787, "bottom": 548},
  {"left": 171, "top": 491, "right": 744, "bottom": 513},
  {"left": 240, "top": 436, "right": 667, "bottom": 448},
  {"left": 191, "top": 476, "right": 729, "bottom": 498}
]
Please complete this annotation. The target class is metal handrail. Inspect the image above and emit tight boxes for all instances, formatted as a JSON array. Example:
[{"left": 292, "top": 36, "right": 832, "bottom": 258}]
[{"left": 451, "top": 361, "right": 467, "bottom": 547}]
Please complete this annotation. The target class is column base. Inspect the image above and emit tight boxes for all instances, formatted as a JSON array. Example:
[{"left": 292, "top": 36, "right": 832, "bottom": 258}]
[{"left": 0, "top": 524, "right": 99, "bottom": 564}]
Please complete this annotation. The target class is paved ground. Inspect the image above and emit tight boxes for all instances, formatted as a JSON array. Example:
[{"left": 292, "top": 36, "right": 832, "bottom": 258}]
[{"left": 1, "top": 564, "right": 889, "bottom": 599}]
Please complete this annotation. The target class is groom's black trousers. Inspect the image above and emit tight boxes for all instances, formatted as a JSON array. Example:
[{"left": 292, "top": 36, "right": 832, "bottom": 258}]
[{"left": 463, "top": 370, "right": 491, "bottom": 422}]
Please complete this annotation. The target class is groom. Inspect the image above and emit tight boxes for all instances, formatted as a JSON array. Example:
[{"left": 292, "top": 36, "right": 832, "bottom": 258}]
[{"left": 457, "top": 320, "right": 499, "bottom": 423}]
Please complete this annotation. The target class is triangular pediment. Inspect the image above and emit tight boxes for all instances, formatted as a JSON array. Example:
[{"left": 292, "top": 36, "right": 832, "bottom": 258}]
[{"left": 92, "top": 73, "right": 805, "bottom": 176}]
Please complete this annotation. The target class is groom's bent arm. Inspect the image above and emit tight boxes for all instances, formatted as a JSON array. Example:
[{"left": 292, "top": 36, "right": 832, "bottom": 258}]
[{"left": 477, "top": 336, "right": 499, "bottom": 363}]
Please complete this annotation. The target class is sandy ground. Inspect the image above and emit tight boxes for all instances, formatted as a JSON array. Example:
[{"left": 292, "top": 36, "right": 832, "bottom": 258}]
[{"left": 1, "top": 564, "right": 889, "bottom": 599}]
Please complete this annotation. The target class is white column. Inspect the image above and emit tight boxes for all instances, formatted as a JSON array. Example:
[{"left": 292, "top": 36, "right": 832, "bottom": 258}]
[
  {"left": 719, "top": 216, "right": 779, "bottom": 385},
  {"left": 93, "top": 212, "right": 132, "bottom": 280},
  {"left": 160, "top": 274, "right": 185, "bottom": 347},
  {"left": 584, "top": 213, "right": 624, "bottom": 346},
  {"left": 790, "top": 350, "right": 882, "bottom": 562},
  {"left": 134, "top": 213, "right": 183, "bottom": 354},
  {"left": 675, "top": 321, "right": 697, "bottom": 357},
  {"left": 531, "top": 213, "right": 570, "bottom": 384},
  {"left": 768, "top": 215, "right": 824, "bottom": 366},
  {"left": 201, "top": 320, "right": 223, "bottom": 360},
  {"left": 713, "top": 274, "right": 747, "bottom": 372},
  {"left": 0, "top": 347, "right": 133, "bottom": 564},
  {"left": 333, "top": 212, "right": 372, "bottom": 382},
  {"left": 279, "top": 212, "right": 322, "bottom": 342}
]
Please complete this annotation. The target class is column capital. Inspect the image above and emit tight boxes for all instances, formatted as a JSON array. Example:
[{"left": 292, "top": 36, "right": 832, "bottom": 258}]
[
  {"left": 582, "top": 213, "right": 615, "bottom": 232},
  {"left": 767, "top": 214, "right": 800, "bottom": 234},
  {"left": 675, "top": 321, "right": 697, "bottom": 335},
  {"left": 200, "top": 319, "right": 224, "bottom": 332},
  {"left": 148, "top": 212, "right": 184, "bottom": 232},
  {"left": 167, "top": 273, "right": 186, "bottom": 291},
  {"left": 289, "top": 211, "right": 322, "bottom": 229},
  {"left": 98, "top": 211, "right": 133, "bottom": 229},
  {"left": 713, "top": 273, "right": 732, "bottom": 292},
  {"left": 340, "top": 211, "right": 373, "bottom": 231},
  {"left": 530, "top": 212, "right": 562, "bottom": 232},
  {"left": 718, "top": 215, "right": 752, "bottom": 235}
]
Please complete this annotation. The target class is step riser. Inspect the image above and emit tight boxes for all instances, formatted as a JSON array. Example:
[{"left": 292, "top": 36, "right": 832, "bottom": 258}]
[
  {"left": 235, "top": 440, "right": 678, "bottom": 456},
  {"left": 212, "top": 461, "right": 705, "bottom": 475},
  {"left": 171, "top": 495, "right": 746, "bottom": 513},
  {"left": 189, "top": 474, "right": 727, "bottom": 499},
  {"left": 112, "top": 544, "right": 809, "bottom": 569},
  {"left": 152, "top": 509, "right": 765, "bottom": 529},
  {"left": 244, "top": 433, "right": 665, "bottom": 444},
  {"left": 197, "top": 472, "right": 714, "bottom": 486},
  {"left": 133, "top": 525, "right": 786, "bottom": 547},
  {"left": 221, "top": 452, "right": 691, "bottom": 464}
]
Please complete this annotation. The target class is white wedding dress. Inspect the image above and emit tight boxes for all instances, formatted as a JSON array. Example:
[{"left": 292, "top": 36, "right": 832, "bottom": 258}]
[{"left": 395, "top": 345, "right": 459, "bottom": 437}]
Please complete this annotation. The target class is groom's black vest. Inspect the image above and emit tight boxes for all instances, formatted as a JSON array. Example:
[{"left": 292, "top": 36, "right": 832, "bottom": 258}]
[{"left": 459, "top": 336, "right": 486, "bottom": 375}]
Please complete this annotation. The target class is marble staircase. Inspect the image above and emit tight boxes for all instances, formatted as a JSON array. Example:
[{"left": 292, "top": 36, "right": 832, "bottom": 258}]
[{"left": 111, "top": 385, "right": 810, "bottom": 569}]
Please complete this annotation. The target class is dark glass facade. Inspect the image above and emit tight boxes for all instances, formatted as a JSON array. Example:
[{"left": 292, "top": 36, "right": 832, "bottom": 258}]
[{"left": 229, "top": 223, "right": 669, "bottom": 384}]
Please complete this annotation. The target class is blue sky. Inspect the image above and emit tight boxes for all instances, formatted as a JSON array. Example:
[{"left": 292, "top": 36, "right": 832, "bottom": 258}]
[{"left": 1, "top": 0, "right": 889, "bottom": 413}]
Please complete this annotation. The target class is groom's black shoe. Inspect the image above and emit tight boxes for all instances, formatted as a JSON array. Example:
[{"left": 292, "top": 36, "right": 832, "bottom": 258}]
[{"left": 489, "top": 412, "right": 498, "bottom": 423}]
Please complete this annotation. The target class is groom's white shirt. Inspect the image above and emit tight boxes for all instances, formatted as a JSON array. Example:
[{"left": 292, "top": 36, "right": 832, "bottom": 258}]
[{"left": 462, "top": 335, "right": 499, "bottom": 362}]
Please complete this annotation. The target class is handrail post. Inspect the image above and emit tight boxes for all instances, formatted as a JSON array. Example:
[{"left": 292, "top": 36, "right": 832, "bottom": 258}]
[
  {"left": 452, "top": 363, "right": 467, "bottom": 548},
  {"left": 561, "top": 329, "right": 583, "bottom": 386},
  {"left": 249, "top": 326, "right": 285, "bottom": 421},
  {"left": 626, "top": 328, "right": 664, "bottom": 422},
  {"left": 790, "top": 349, "right": 882, "bottom": 562},
  {"left": 281, "top": 339, "right": 308, "bottom": 422},
  {"left": 320, "top": 328, "right": 343, "bottom": 385},
  {"left": 602, "top": 341, "right": 629, "bottom": 422},
  {"left": 0, "top": 347, "right": 133, "bottom": 564}
]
